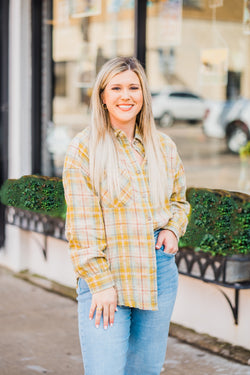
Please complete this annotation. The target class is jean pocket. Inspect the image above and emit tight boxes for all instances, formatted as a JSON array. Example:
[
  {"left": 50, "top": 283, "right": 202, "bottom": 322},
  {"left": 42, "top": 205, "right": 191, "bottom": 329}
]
[{"left": 157, "top": 247, "right": 176, "bottom": 258}]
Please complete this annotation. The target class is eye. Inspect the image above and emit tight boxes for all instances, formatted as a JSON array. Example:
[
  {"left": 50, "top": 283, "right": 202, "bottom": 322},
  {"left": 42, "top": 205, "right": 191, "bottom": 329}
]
[
  {"left": 130, "top": 86, "right": 139, "bottom": 90},
  {"left": 111, "top": 87, "right": 120, "bottom": 91}
]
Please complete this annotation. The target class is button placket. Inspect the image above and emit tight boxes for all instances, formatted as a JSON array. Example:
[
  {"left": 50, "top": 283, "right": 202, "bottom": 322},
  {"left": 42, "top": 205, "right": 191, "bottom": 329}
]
[{"left": 120, "top": 135, "right": 150, "bottom": 206}]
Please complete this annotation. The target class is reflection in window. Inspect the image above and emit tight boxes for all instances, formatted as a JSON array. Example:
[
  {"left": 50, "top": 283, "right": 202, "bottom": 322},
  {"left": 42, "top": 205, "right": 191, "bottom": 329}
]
[
  {"left": 146, "top": 0, "right": 250, "bottom": 193},
  {"left": 183, "top": 0, "right": 204, "bottom": 8},
  {"left": 41, "top": 0, "right": 250, "bottom": 194},
  {"left": 43, "top": 0, "right": 135, "bottom": 177},
  {"left": 54, "top": 62, "right": 66, "bottom": 97}
]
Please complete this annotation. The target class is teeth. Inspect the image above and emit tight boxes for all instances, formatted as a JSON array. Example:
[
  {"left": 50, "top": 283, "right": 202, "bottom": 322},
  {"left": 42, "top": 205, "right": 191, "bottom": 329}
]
[{"left": 118, "top": 105, "right": 133, "bottom": 109}]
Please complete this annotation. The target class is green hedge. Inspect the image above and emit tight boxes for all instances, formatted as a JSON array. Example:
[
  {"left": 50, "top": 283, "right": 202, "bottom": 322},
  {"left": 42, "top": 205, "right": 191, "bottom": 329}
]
[
  {"left": 0, "top": 176, "right": 250, "bottom": 256},
  {"left": 179, "top": 188, "right": 250, "bottom": 256},
  {"left": 0, "top": 175, "right": 66, "bottom": 219},
  {"left": 240, "top": 141, "right": 250, "bottom": 160}
]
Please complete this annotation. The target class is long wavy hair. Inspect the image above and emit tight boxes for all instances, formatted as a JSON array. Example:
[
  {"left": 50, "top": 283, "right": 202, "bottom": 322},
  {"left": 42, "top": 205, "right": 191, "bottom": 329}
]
[{"left": 89, "top": 56, "right": 168, "bottom": 206}]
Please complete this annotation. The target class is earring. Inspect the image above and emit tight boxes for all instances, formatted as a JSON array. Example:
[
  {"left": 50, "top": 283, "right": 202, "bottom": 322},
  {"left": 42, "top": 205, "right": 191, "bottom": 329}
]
[{"left": 102, "top": 103, "right": 107, "bottom": 109}]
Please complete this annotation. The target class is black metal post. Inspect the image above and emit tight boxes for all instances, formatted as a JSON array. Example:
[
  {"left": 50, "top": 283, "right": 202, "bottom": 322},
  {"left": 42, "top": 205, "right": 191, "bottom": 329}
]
[
  {"left": 31, "top": 0, "right": 42, "bottom": 175},
  {"left": 134, "top": 0, "right": 147, "bottom": 69},
  {"left": 234, "top": 288, "right": 239, "bottom": 325},
  {"left": 0, "top": 0, "right": 9, "bottom": 248}
]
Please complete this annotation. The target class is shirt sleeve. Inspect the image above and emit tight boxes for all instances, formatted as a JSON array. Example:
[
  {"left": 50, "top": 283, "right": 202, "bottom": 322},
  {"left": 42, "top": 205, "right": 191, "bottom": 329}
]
[
  {"left": 163, "top": 143, "right": 190, "bottom": 240},
  {"left": 62, "top": 139, "right": 114, "bottom": 294}
]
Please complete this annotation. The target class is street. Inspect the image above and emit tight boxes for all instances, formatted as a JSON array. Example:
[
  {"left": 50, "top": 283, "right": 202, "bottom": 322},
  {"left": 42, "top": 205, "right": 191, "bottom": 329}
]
[{"left": 160, "top": 123, "right": 248, "bottom": 194}]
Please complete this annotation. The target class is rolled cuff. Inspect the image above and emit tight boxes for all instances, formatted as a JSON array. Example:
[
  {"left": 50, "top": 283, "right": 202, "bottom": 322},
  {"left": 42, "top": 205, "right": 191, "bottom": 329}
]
[{"left": 85, "top": 270, "right": 115, "bottom": 294}]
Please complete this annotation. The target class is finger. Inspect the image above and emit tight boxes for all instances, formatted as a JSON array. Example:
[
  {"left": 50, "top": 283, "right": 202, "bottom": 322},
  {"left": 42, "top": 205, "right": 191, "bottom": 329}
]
[
  {"left": 103, "top": 305, "right": 109, "bottom": 329},
  {"left": 155, "top": 234, "right": 163, "bottom": 249},
  {"left": 167, "top": 249, "right": 176, "bottom": 254},
  {"left": 164, "top": 242, "right": 174, "bottom": 253},
  {"left": 109, "top": 304, "right": 116, "bottom": 327},
  {"left": 95, "top": 306, "right": 103, "bottom": 328},
  {"left": 161, "top": 237, "right": 168, "bottom": 250},
  {"left": 89, "top": 302, "right": 96, "bottom": 320},
  {"left": 165, "top": 245, "right": 178, "bottom": 254}
]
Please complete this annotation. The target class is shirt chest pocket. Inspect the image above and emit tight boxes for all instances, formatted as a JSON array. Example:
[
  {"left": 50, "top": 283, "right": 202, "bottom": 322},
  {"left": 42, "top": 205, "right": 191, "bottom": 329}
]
[{"left": 100, "top": 168, "right": 133, "bottom": 208}]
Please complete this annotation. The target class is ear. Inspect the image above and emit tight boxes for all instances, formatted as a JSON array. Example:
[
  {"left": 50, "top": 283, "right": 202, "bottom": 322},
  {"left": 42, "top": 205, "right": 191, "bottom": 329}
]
[{"left": 101, "top": 92, "right": 105, "bottom": 104}]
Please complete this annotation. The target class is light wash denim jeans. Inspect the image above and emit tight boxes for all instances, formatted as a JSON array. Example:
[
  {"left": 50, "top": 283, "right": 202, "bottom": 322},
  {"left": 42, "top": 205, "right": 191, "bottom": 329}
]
[{"left": 76, "top": 229, "right": 178, "bottom": 375}]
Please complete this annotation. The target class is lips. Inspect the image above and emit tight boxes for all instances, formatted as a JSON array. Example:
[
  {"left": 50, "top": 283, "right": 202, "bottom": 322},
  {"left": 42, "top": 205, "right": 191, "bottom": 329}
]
[{"left": 117, "top": 104, "right": 134, "bottom": 111}]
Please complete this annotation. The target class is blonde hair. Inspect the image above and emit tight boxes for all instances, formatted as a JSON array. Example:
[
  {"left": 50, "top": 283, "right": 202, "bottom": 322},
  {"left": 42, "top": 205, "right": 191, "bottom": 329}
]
[{"left": 89, "top": 56, "right": 168, "bottom": 206}]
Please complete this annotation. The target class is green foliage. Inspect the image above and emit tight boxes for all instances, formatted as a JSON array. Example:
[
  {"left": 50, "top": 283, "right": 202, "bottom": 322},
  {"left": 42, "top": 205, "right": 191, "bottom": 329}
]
[
  {"left": 240, "top": 141, "right": 250, "bottom": 160},
  {"left": 0, "top": 175, "right": 66, "bottom": 219},
  {"left": 179, "top": 188, "right": 250, "bottom": 256},
  {"left": 1, "top": 177, "right": 250, "bottom": 256}
]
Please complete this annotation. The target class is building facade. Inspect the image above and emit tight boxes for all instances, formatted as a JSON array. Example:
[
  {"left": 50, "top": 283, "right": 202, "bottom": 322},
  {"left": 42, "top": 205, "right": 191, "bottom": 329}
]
[{"left": 1, "top": 0, "right": 250, "bottom": 351}]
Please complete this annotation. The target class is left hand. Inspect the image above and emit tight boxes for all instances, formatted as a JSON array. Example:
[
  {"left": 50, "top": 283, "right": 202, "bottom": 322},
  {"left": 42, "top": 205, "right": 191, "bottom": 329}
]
[{"left": 155, "top": 229, "right": 178, "bottom": 254}]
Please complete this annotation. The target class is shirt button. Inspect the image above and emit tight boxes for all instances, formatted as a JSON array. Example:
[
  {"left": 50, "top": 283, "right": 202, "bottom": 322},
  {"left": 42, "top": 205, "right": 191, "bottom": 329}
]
[
  {"left": 147, "top": 216, "right": 152, "bottom": 222},
  {"left": 136, "top": 169, "right": 141, "bottom": 174}
]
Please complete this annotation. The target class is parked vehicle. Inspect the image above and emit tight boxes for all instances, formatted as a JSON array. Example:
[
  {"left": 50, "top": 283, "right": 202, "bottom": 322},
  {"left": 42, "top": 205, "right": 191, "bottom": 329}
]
[
  {"left": 203, "top": 98, "right": 250, "bottom": 154},
  {"left": 151, "top": 88, "right": 207, "bottom": 128}
]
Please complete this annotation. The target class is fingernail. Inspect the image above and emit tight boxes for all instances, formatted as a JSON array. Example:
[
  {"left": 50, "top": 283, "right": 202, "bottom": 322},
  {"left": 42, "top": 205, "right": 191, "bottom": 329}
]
[
  {"left": 96, "top": 324, "right": 99, "bottom": 328},
  {"left": 115, "top": 307, "right": 118, "bottom": 312},
  {"left": 89, "top": 317, "right": 92, "bottom": 320},
  {"left": 104, "top": 326, "right": 108, "bottom": 330},
  {"left": 110, "top": 323, "right": 113, "bottom": 327},
  {"left": 155, "top": 245, "right": 160, "bottom": 249}
]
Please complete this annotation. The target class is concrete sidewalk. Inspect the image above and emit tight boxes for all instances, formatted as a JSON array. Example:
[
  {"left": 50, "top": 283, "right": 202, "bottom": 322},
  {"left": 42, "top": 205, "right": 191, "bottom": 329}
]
[{"left": 0, "top": 266, "right": 250, "bottom": 375}]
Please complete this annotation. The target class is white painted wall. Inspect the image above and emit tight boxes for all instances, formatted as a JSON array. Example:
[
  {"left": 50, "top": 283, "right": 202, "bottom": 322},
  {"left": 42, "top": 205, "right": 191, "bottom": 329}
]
[
  {"left": 0, "top": 225, "right": 75, "bottom": 288},
  {"left": 0, "top": 225, "right": 32, "bottom": 272},
  {"left": 172, "top": 275, "right": 250, "bottom": 350},
  {"left": 27, "top": 232, "right": 76, "bottom": 287},
  {"left": 8, "top": 0, "right": 32, "bottom": 179}
]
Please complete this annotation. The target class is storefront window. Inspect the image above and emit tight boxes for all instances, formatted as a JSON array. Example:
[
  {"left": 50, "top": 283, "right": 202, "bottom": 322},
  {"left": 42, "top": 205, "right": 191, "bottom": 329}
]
[
  {"left": 44, "top": 0, "right": 135, "bottom": 176},
  {"left": 146, "top": 0, "right": 250, "bottom": 194},
  {"left": 41, "top": 0, "right": 250, "bottom": 195}
]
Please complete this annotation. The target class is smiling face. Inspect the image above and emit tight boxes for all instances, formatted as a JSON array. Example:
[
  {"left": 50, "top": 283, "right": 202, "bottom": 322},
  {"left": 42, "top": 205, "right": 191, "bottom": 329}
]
[{"left": 102, "top": 70, "right": 143, "bottom": 132}]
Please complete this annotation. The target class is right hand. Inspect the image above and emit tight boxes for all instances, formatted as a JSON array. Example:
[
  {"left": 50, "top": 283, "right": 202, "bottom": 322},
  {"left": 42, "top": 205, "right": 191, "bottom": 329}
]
[{"left": 89, "top": 286, "right": 117, "bottom": 329}]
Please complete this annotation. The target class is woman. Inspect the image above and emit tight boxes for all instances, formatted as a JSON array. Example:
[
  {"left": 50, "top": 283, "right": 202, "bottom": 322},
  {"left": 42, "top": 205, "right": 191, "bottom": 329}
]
[{"left": 63, "top": 56, "right": 190, "bottom": 375}]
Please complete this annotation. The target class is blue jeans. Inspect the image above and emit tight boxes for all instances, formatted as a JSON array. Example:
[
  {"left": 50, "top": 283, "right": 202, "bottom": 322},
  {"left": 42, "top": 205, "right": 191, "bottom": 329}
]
[{"left": 76, "top": 229, "right": 178, "bottom": 375}]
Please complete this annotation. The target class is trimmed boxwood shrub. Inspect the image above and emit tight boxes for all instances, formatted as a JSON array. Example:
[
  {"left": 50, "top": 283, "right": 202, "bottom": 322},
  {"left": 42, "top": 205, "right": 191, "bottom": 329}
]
[
  {"left": 0, "top": 176, "right": 250, "bottom": 256},
  {"left": 179, "top": 188, "right": 250, "bottom": 256},
  {"left": 0, "top": 175, "right": 66, "bottom": 219}
]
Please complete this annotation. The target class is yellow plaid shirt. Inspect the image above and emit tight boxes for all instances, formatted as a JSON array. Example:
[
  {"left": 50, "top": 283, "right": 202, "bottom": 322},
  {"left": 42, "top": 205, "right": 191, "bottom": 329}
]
[{"left": 63, "top": 127, "right": 190, "bottom": 310}]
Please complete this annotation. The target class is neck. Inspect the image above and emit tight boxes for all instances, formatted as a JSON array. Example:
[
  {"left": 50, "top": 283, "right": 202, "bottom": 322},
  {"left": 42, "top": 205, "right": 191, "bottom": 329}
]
[{"left": 112, "top": 122, "right": 136, "bottom": 142}]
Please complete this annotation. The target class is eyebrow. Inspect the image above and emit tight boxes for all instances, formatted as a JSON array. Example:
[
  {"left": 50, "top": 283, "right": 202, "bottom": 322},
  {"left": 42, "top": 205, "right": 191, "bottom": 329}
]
[{"left": 109, "top": 83, "right": 140, "bottom": 86}]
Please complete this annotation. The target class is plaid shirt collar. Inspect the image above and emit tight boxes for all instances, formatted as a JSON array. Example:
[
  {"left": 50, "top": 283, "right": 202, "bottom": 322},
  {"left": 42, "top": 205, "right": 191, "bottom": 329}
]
[{"left": 112, "top": 125, "right": 143, "bottom": 145}]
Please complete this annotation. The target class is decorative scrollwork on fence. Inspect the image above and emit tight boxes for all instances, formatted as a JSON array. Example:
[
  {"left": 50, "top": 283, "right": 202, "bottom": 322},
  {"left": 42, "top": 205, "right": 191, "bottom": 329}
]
[
  {"left": 5, "top": 206, "right": 66, "bottom": 241},
  {"left": 176, "top": 247, "right": 226, "bottom": 283}
]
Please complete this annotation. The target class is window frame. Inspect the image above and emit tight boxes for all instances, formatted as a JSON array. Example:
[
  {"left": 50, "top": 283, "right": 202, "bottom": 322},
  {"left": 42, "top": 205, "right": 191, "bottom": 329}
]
[
  {"left": 0, "top": 0, "right": 9, "bottom": 248},
  {"left": 32, "top": 0, "right": 148, "bottom": 176}
]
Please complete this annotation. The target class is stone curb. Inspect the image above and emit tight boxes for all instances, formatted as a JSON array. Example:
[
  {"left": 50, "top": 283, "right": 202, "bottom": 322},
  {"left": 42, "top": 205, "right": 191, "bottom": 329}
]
[
  {"left": 15, "top": 269, "right": 77, "bottom": 300},
  {"left": 169, "top": 323, "right": 250, "bottom": 367},
  {"left": 15, "top": 270, "right": 250, "bottom": 367}
]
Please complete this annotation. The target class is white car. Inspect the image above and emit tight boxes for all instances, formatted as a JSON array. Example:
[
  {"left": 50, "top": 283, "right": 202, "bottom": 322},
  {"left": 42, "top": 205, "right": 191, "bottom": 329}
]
[
  {"left": 203, "top": 98, "right": 250, "bottom": 154},
  {"left": 151, "top": 88, "right": 207, "bottom": 127}
]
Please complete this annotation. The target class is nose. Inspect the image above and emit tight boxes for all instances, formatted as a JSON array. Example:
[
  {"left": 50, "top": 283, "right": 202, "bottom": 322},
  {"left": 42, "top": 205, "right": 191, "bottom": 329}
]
[{"left": 120, "top": 88, "right": 130, "bottom": 100}]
